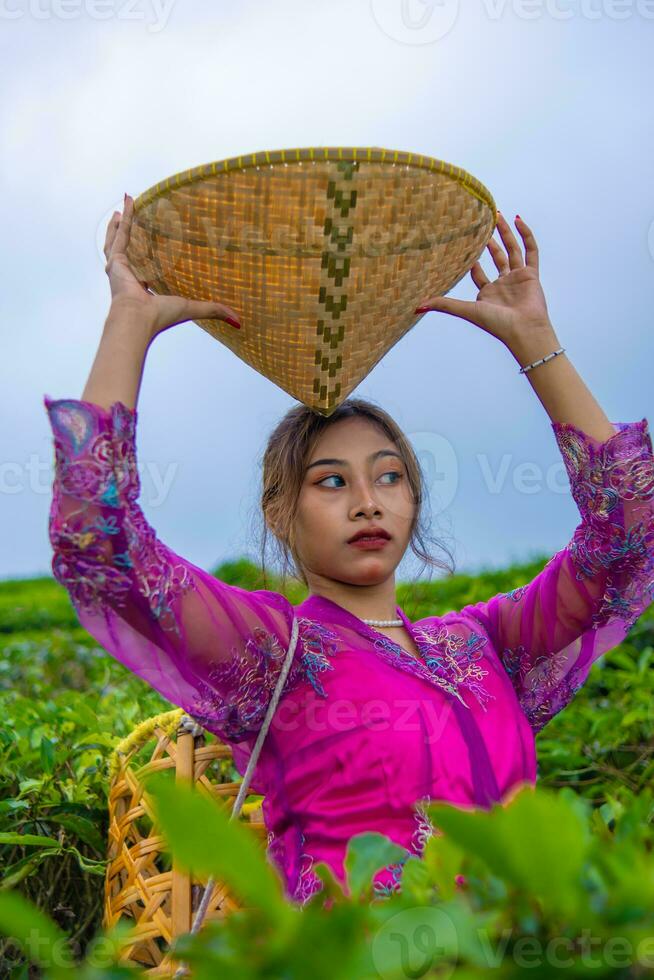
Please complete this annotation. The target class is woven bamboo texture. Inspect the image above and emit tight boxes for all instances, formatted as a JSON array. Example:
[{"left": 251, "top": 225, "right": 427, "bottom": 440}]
[
  {"left": 104, "top": 710, "right": 267, "bottom": 976},
  {"left": 125, "top": 145, "right": 497, "bottom": 416}
]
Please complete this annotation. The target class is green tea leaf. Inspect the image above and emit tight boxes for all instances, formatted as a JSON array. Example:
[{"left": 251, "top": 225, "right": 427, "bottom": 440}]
[
  {"left": 46, "top": 813, "right": 105, "bottom": 854},
  {"left": 0, "top": 849, "right": 60, "bottom": 889},
  {"left": 428, "top": 785, "right": 589, "bottom": 919},
  {"left": 343, "top": 832, "right": 407, "bottom": 900},
  {"left": 0, "top": 832, "right": 59, "bottom": 847},
  {"left": 40, "top": 735, "right": 56, "bottom": 774},
  {"left": 144, "top": 770, "right": 294, "bottom": 930}
]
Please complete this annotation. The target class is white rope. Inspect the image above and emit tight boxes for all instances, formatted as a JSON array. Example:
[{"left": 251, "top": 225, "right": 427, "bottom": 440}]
[{"left": 172, "top": 615, "right": 301, "bottom": 979}]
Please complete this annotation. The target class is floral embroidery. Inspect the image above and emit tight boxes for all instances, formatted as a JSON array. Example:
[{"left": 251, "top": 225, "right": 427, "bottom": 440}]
[
  {"left": 372, "top": 858, "right": 408, "bottom": 898},
  {"left": 47, "top": 399, "right": 344, "bottom": 740},
  {"left": 568, "top": 520, "right": 654, "bottom": 632},
  {"left": 192, "top": 627, "right": 288, "bottom": 739},
  {"left": 296, "top": 620, "right": 340, "bottom": 697},
  {"left": 498, "top": 643, "right": 528, "bottom": 684},
  {"left": 294, "top": 842, "right": 324, "bottom": 904},
  {"left": 488, "top": 420, "right": 654, "bottom": 734},
  {"left": 500, "top": 644, "right": 571, "bottom": 692},
  {"left": 46, "top": 398, "right": 196, "bottom": 637},
  {"left": 520, "top": 673, "right": 586, "bottom": 734},
  {"left": 266, "top": 827, "right": 323, "bottom": 905},
  {"left": 49, "top": 400, "right": 98, "bottom": 456},
  {"left": 372, "top": 634, "right": 469, "bottom": 706},
  {"left": 121, "top": 507, "right": 197, "bottom": 634},
  {"left": 268, "top": 798, "right": 440, "bottom": 905},
  {"left": 48, "top": 400, "right": 131, "bottom": 502},
  {"left": 411, "top": 796, "right": 438, "bottom": 855},
  {"left": 50, "top": 525, "right": 134, "bottom": 614},
  {"left": 414, "top": 623, "right": 494, "bottom": 711},
  {"left": 499, "top": 644, "right": 588, "bottom": 733},
  {"left": 371, "top": 623, "right": 494, "bottom": 711},
  {"left": 553, "top": 419, "right": 654, "bottom": 632},
  {"left": 372, "top": 797, "right": 440, "bottom": 900},
  {"left": 502, "top": 584, "right": 529, "bottom": 603},
  {"left": 190, "top": 618, "right": 339, "bottom": 740},
  {"left": 523, "top": 649, "right": 572, "bottom": 690}
]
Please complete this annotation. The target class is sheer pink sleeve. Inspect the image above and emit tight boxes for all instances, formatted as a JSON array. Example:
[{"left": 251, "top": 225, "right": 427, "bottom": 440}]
[
  {"left": 43, "top": 395, "right": 299, "bottom": 745},
  {"left": 459, "top": 418, "right": 654, "bottom": 733}
]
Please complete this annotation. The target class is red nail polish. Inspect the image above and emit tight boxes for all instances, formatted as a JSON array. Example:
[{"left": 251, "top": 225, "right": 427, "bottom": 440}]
[
  {"left": 414, "top": 307, "right": 429, "bottom": 314},
  {"left": 515, "top": 214, "right": 521, "bottom": 220},
  {"left": 225, "top": 316, "right": 241, "bottom": 329}
]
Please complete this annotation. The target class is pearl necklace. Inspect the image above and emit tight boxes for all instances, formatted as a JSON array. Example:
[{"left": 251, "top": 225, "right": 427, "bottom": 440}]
[{"left": 362, "top": 618, "right": 403, "bottom": 627}]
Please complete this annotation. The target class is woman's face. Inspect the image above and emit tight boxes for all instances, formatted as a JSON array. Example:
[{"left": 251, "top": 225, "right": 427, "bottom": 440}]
[{"left": 292, "top": 416, "right": 417, "bottom": 589}]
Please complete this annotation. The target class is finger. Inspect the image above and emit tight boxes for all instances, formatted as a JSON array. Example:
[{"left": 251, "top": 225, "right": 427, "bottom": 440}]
[
  {"left": 177, "top": 298, "right": 242, "bottom": 329},
  {"left": 486, "top": 238, "right": 510, "bottom": 277},
  {"left": 111, "top": 194, "right": 134, "bottom": 257},
  {"left": 414, "top": 296, "right": 484, "bottom": 327},
  {"left": 470, "top": 261, "right": 490, "bottom": 291},
  {"left": 515, "top": 215, "right": 539, "bottom": 273},
  {"left": 495, "top": 211, "right": 524, "bottom": 271},
  {"left": 103, "top": 211, "right": 121, "bottom": 261}
]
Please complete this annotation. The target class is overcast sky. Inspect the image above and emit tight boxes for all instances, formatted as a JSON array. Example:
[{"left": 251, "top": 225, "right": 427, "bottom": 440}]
[{"left": 2, "top": 0, "right": 653, "bottom": 585}]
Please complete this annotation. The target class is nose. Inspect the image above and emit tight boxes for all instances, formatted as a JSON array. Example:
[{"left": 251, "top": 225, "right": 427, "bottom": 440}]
[{"left": 350, "top": 496, "right": 382, "bottom": 520}]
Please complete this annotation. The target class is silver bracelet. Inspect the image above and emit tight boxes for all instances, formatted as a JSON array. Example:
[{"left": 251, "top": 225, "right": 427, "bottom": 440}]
[{"left": 518, "top": 347, "right": 566, "bottom": 374}]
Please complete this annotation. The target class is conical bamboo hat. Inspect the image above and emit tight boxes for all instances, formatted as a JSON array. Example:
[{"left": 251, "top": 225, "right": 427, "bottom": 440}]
[{"left": 126, "top": 146, "right": 497, "bottom": 417}]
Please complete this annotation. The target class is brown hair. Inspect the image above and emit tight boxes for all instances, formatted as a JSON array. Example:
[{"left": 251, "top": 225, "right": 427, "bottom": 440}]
[{"left": 251, "top": 396, "right": 456, "bottom": 597}]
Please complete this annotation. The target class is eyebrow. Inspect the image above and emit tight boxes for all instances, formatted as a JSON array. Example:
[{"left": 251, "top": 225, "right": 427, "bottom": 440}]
[{"left": 306, "top": 449, "right": 403, "bottom": 471}]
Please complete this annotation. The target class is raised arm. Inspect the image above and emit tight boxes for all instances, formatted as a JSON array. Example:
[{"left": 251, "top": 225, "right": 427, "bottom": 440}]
[
  {"left": 44, "top": 196, "right": 305, "bottom": 745},
  {"left": 81, "top": 192, "right": 241, "bottom": 412},
  {"left": 416, "top": 212, "right": 654, "bottom": 731}
]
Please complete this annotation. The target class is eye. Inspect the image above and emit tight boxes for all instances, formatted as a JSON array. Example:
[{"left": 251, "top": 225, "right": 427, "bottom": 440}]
[
  {"left": 316, "top": 474, "right": 344, "bottom": 488},
  {"left": 379, "top": 471, "right": 403, "bottom": 484},
  {"left": 316, "top": 471, "right": 403, "bottom": 488}
]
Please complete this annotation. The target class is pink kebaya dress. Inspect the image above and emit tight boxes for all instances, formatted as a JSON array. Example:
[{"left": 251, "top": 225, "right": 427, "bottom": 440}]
[{"left": 43, "top": 395, "right": 654, "bottom": 903}]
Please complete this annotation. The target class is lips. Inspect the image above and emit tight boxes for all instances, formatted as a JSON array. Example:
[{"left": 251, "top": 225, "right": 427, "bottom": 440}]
[{"left": 347, "top": 528, "right": 391, "bottom": 543}]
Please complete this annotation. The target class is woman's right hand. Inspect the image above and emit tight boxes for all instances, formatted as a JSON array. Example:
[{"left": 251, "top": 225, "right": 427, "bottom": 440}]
[{"left": 104, "top": 193, "right": 242, "bottom": 340}]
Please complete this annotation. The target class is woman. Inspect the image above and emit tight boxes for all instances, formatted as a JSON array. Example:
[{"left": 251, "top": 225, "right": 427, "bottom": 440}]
[{"left": 44, "top": 195, "right": 654, "bottom": 903}]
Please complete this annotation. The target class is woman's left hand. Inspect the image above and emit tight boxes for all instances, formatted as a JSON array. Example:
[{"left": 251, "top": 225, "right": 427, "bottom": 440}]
[{"left": 414, "top": 213, "right": 554, "bottom": 349}]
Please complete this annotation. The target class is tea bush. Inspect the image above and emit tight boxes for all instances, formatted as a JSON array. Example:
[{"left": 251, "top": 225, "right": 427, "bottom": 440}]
[{"left": 1, "top": 556, "right": 652, "bottom": 977}]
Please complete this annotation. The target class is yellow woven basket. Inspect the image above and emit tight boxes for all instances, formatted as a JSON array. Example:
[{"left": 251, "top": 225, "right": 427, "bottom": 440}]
[
  {"left": 104, "top": 710, "right": 268, "bottom": 977},
  {"left": 126, "top": 145, "right": 497, "bottom": 416}
]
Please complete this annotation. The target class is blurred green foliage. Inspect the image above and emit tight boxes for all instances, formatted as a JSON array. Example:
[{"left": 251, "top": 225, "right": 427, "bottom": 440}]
[{"left": 1, "top": 556, "right": 653, "bottom": 977}]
